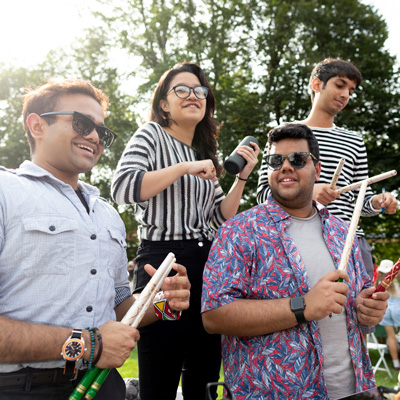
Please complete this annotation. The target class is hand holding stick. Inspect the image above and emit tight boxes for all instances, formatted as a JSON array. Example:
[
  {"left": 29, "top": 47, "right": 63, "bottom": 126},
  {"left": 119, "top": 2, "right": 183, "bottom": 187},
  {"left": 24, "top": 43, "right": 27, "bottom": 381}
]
[
  {"left": 374, "top": 258, "right": 400, "bottom": 294},
  {"left": 329, "top": 158, "right": 345, "bottom": 189},
  {"left": 336, "top": 170, "right": 397, "bottom": 195},
  {"left": 121, "top": 252, "right": 176, "bottom": 328},
  {"left": 69, "top": 253, "right": 176, "bottom": 400}
]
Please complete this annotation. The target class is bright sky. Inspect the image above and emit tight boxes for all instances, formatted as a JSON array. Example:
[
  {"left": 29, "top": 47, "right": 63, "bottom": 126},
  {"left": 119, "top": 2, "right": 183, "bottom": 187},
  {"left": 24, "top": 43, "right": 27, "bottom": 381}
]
[
  {"left": 0, "top": 0, "right": 399, "bottom": 67},
  {"left": 0, "top": 0, "right": 96, "bottom": 67}
]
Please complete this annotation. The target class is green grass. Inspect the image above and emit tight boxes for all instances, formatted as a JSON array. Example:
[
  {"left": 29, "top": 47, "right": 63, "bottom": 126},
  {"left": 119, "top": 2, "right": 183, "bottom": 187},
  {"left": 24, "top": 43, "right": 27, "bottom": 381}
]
[
  {"left": 117, "top": 347, "right": 225, "bottom": 398},
  {"left": 117, "top": 347, "right": 400, "bottom": 397},
  {"left": 117, "top": 347, "right": 139, "bottom": 379},
  {"left": 369, "top": 349, "right": 400, "bottom": 389}
]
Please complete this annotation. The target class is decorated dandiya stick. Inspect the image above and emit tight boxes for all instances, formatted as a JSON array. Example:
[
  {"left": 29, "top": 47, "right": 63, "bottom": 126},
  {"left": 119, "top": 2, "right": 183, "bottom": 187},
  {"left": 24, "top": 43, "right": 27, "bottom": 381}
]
[
  {"left": 69, "top": 368, "right": 100, "bottom": 400},
  {"left": 336, "top": 170, "right": 397, "bottom": 195},
  {"left": 374, "top": 258, "right": 400, "bottom": 294},
  {"left": 121, "top": 252, "right": 176, "bottom": 328},
  {"left": 69, "top": 253, "right": 176, "bottom": 400},
  {"left": 84, "top": 369, "right": 110, "bottom": 399},
  {"left": 329, "top": 158, "right": 345, "bottom": 189}
]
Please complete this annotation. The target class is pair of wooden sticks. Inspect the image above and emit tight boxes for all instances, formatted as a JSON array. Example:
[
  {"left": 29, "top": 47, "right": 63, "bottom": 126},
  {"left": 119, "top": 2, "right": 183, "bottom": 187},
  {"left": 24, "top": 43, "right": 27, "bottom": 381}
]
[
  {"left": 69, "top": 253, "right": 176, "bottom": 400},
  {"left": 328, "top": 160, "right": 397, "bottom": 273},
  {"left": 327, "top": 162, "right": 398, "bottom": 317}
]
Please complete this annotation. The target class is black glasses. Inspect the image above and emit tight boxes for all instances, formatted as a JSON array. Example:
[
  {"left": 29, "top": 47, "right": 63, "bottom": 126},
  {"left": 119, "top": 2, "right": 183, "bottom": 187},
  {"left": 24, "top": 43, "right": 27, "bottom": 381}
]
[
  {"left": 168, "top": 85, "right": 209, "bottom": 99},
  {"left": 39, "top": 111, "right": 117, "bottom": 148},
  {"left": 265, "top": 152, "right": 318, "bottom": 171}
]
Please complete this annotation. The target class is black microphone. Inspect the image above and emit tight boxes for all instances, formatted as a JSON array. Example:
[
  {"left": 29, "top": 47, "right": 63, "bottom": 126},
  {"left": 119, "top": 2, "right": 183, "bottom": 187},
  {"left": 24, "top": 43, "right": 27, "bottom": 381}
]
[{"left": 224, "top": 136, "right": 259, "bottom": 175}]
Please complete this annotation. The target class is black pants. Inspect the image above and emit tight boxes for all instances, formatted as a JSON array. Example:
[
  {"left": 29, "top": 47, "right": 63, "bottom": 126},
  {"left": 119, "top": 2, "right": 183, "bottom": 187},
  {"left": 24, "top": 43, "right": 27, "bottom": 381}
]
[
  {"left": 0, "top": 368, "right": 125, "bottom": 400},
  {"left": 135, "top": 239, "right": 221, "bottom": 400}
]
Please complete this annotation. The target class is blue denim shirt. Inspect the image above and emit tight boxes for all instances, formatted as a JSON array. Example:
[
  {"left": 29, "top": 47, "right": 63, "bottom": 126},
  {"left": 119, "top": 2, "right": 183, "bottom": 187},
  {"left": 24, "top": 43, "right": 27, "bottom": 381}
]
[{"left": 0, "top": 161, "right": 130, "bottom": 372}]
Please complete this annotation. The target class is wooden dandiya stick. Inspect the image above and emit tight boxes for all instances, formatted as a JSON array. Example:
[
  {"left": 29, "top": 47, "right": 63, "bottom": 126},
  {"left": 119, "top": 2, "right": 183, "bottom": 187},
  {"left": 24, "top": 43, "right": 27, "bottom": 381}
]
[
  {"left": 338, "top": 181, "right": 368, "bottom": 272},
  {"left": 374, "top": 258, "right": 400, "bottom": 294},
  {"left": 328, "top": 181, "right": 369, "bottom": 318},
  {"left": 69, "top": 253, "right": 176, "bottom": 400},
  {"left": 329, "top": 158, "right": 345, "bottom": 189},
  {"left": 336, "top": 170, "right": 397, "bottom": 195},
  {"left": 121, "top": 252, "right": 176, "bottom": 328}
]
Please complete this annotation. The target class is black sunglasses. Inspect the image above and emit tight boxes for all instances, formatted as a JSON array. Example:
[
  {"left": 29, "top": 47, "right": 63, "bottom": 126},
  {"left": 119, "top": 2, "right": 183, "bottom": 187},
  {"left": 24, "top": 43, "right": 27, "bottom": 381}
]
[
  {"left": 266, "top": 152, "right": 318, "bottom": 171},
  {"left": 39, "top": 111, "right": 117, "bottom": 148},
  {"left": 167, "top": 85, "right": 209, "bottom": 100}
]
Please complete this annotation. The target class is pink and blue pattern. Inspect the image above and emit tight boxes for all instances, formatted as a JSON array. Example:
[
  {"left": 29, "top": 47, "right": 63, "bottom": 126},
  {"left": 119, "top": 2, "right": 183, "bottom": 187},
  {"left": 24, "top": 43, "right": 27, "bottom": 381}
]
[{"left": 202, "top": 197, "right": 375, "bottom": 400}]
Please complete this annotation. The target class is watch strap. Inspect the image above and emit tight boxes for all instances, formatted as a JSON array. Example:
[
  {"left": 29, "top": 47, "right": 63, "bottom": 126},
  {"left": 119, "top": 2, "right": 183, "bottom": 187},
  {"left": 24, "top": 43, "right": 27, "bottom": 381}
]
[{"left": 290, "top": 297, "right": 307, "bottom": 325}]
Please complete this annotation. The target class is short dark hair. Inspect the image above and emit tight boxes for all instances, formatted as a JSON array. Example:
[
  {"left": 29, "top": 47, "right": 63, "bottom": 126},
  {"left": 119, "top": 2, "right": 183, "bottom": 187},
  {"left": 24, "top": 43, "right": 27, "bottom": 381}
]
[
  {"left": 267, "top": 124, "right": 320, "bottom": 162},
  {"left": 309, "top": 58, "right": 362, "bottom": 101},
  {"left": 22, "top": 79, "right": 109, "bottom": 153},
  {"left": 149, "top": 62, "right": 222, "bottom": 176}
]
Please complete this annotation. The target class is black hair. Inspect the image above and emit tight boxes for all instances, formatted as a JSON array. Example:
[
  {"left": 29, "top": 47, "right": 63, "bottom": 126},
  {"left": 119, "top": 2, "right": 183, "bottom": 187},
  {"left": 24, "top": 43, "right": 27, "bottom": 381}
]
[
  {"left": 149, "top": 62, "right": 222, "bottom": 176},
  {"left": 267, "top": 124, "right": 320, "bottom": 162},
  {"left": 309, "top": 58, "right": 362, "bottom": 101}
]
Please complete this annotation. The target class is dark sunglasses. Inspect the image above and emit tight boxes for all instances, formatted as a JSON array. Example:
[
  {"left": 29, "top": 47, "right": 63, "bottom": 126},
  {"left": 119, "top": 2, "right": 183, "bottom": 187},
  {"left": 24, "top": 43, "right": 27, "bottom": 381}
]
[
  {"left": 39, "top": 111, "right": 117, "bottom": 148},
  {"left": 266, "top": 152, "right": 318, "bottom": 171},
  {"left": 168, "top": 85, "right": 209, "bottom": 100}
]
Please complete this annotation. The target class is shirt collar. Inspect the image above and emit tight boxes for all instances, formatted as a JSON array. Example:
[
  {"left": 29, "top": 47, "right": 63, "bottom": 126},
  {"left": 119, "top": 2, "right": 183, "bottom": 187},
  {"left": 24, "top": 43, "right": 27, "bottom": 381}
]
[
  {"left": 15, "top": 160, "right": 100, "bottom": 197},
  {"left": 266, "top": 194, "right": 330, "bottom": 223}
]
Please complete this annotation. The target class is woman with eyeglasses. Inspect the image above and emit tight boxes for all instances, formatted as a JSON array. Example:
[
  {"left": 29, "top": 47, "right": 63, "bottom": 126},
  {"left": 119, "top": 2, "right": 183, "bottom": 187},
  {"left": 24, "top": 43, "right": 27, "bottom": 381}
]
[{"left": 111, "top": 62, "right": 259, "bottom": 400}]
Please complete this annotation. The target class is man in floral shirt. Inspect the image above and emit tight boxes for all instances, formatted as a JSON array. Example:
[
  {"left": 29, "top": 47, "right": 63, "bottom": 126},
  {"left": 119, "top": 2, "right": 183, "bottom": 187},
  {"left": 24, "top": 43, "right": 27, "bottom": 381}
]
[{"left": 201, "top": 124, "right": 389, "bottom": 400}]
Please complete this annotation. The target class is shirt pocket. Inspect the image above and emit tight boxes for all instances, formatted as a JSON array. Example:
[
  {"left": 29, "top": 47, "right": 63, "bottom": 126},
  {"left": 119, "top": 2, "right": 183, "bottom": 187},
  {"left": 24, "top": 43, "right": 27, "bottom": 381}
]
[
  {"left": 101, "top": 228, "right": 127, "bottom": 280},
  {"left": 21, "top": 215, "right": 78, "bottom": 277}
]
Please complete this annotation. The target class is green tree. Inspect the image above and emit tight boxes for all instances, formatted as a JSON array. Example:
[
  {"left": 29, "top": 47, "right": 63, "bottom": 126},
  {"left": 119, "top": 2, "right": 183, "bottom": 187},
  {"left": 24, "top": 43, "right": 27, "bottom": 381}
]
[
  {"left": 93, "top": 0, "right": 400, "bottom": 252},
  {"left": 1, "top": 0, "right": 399, "bottom": 258}
]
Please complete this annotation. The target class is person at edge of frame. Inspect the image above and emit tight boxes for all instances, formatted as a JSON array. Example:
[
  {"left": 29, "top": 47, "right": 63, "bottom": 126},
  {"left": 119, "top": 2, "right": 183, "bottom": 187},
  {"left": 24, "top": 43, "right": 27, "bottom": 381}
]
[{"left": 0, "top": 78, "right": 190, "bottom": 400}]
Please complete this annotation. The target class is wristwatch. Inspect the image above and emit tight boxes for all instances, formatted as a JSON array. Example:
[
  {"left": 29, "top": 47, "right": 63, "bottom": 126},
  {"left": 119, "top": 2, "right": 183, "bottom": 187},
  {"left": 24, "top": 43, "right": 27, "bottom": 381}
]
[
  {"left": 290, "top": 296, "right": 307, "bottom": 325},
  {"left": 61, "top": 328, "right": 86, "bottom": 376}
]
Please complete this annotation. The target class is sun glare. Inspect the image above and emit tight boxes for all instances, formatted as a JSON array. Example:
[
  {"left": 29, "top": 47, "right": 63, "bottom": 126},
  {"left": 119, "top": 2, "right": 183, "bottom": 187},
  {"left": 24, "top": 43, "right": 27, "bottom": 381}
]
[
  {"left": 0, "top": 0, "right": 399, "bottom": 69},
  {"left": 0, "top": 0, "right": 94, "bottom": 67}
]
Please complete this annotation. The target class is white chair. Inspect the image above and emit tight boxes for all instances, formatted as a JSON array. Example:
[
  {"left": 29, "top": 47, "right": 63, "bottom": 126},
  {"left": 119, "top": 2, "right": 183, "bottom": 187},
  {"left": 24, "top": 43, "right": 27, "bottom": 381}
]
[{"left": 367, "top": 332, "right": 392, "bottom": 378}]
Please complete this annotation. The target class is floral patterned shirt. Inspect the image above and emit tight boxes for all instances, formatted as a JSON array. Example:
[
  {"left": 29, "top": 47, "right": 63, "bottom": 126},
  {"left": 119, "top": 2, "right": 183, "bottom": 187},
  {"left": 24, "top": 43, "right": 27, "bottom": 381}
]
[{"left": 201, "top": 197, "right": 375, "bottom": 400}]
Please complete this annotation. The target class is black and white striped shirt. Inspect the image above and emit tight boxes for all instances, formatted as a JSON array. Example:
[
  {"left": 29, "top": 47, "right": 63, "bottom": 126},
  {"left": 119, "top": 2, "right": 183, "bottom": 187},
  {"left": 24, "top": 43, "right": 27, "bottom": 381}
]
[
  {"left": 111, "top": 122, "right": 226, "bottom": 241},
  {"left": 257, "top": 125, "right": 379, "bottom": 236}
]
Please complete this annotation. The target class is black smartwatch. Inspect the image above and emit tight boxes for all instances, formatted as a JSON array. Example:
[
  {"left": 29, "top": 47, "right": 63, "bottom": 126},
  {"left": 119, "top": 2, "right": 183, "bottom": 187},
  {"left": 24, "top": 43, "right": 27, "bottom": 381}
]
[{"left": 290, "top": 296, "right": 307, "bottom": 325}]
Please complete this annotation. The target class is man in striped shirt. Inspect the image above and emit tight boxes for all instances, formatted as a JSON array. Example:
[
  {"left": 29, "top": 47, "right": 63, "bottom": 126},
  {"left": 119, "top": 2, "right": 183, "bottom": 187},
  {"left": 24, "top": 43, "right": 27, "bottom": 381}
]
[{"left": 257, "top": 58, "right": 398, "bottom": 278}]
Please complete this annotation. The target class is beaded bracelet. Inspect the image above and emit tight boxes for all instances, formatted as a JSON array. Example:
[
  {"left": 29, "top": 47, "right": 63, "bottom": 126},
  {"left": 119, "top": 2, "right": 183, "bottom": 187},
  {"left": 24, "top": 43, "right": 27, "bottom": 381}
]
[
  {"left": 92, "top": 327, "right": 103, "bottom": 366},
  {"left": 153, "top": 291, "right": 182, "bottom": 321},
  {"left": 236, "top": 175, "right": 247, "bottom": 182},
  {"left": 85, "top": 327, "right": 95, "bottom": 370}
]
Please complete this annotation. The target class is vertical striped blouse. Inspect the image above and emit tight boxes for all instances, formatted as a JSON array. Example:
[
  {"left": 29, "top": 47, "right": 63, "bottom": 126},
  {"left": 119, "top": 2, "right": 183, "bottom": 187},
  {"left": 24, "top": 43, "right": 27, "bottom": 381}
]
[
  {"left": 111, "top": 122, "right": 226, "bottom": 242},
  {"left": 257, "top": 125, "right": 379, "bottom": 237}
]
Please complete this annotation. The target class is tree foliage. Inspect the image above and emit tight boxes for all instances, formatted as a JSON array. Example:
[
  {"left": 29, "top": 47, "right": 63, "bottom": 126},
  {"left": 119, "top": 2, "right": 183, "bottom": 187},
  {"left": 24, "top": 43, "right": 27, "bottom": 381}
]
[{"left": 1, "top": 0, "right": 399, "bottom": 260}]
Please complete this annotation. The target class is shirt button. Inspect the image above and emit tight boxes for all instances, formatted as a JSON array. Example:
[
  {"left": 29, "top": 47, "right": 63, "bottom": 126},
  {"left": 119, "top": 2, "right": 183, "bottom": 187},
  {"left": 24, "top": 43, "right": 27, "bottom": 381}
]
[
  {"left": 198, "top": 241, "right": 204, "bottom": 247},
  {"left": 91, "top": 269, "right": 97, "bottom": 275},
  {"left": 49, "top": 226, "right": 56, "bottom": 232},
  {"left": 86, "top": 306, "right": 93, "bottom": 312},
  {"left": 90, "top": 234, "right": 97, "bottom": 240}
]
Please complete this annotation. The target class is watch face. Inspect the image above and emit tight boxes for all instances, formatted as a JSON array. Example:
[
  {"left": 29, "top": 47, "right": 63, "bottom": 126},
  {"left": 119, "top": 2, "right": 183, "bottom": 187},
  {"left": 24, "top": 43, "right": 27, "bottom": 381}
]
[
  {"left": 291, "top": 297, "right": 304, "bottom": 311},
  {"left": 63, "top": 340, "right": 84, "bottom": 361}
]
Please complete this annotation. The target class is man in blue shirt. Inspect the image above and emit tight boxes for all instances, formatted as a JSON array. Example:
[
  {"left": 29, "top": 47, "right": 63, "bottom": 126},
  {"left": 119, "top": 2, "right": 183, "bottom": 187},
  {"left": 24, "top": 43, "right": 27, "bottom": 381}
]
[{"left": 0, "top": 79, "right": 190, "bottom": 399}]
